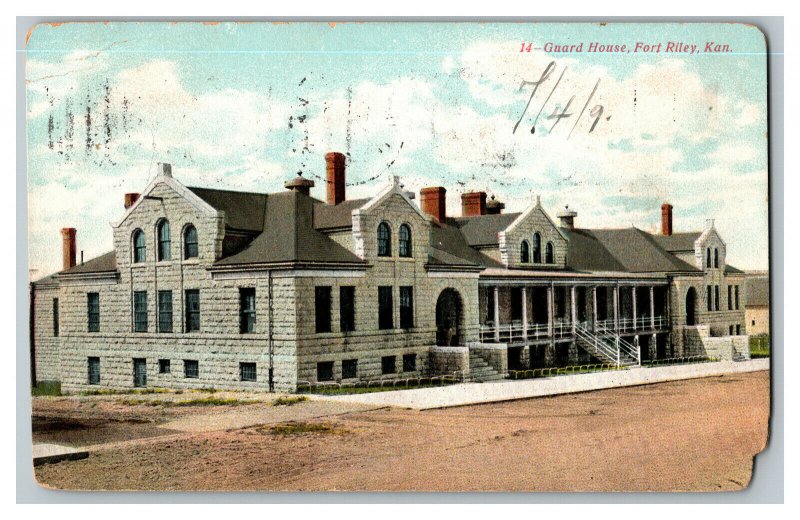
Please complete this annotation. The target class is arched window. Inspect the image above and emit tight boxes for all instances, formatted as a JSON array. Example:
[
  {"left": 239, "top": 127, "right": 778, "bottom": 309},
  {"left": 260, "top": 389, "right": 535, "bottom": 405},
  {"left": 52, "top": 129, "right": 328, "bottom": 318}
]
[
  {"left": 377, "top": 222, "right": 391, "bottom": 257},
  {"left": 520, "top": 240, "right": 530, "bottom": 263},
  {"left": 184, "top": 224, "right": 198, "bottom": 260},
  {"left": 532, "top": 233, "right": 542, "bottom": 263},
  {"left": 157, "top": 219, "right": 171, "bottom": 261},
  {"left": 545, "top": 242, "right": 554, "bottom": 264},
  {"left": 714, "top": 248, "right": 719, "bottom": 268},
  {"left": 132, "top": 229, "right": 146, "bottom": 263},
  {"left": 399, "top": 224, "right": 412, "bottom": 258},
  {"left": 706, "top": 248, "right": 711, "bottom": 268}
]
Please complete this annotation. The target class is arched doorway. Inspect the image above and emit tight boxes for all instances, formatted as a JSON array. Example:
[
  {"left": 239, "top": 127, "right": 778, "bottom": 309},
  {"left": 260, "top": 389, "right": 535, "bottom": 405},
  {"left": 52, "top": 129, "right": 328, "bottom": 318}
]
[
  {"left": 685, "top": 287, "right": 697, "bottom": 326},
  {"left": 436, "top": 288, "right": 463, "bottom": 346}
]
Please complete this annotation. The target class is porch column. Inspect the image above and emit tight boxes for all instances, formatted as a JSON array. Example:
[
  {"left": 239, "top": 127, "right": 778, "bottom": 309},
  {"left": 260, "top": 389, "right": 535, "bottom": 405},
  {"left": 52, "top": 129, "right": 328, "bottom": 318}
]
[
  {"left": 632, "top": 286, "right": 637, "bottom": 331},
  {"left": 592, "top": 286, "right": 598, "bottom": 332},
  {"left": 547, "top": 285, "right": 553, "bottom": 337},
  {"left": 570, "top": 286, "right": 577, "bottom": 334},
  {"left": 649, "top": 286, "right": 656, "bottom": 329},
  {"left": 613, "top": 285, "right": 619, "bottom": 332},
  {"left": 493, "top": 286, "right": 500, "bottom": 343},
  {"left": 521, "top": 286, "right": 528, "bottom": 341}
]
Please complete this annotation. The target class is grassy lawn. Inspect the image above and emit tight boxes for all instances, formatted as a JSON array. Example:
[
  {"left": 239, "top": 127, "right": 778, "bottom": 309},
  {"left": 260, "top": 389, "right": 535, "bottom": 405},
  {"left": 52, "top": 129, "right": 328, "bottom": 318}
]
[
  {"left": 750, "top": 335, "right": 770, "bottom": 358},
  {"left": 298, "top": 381, "right": 460, "bottom": 395}
]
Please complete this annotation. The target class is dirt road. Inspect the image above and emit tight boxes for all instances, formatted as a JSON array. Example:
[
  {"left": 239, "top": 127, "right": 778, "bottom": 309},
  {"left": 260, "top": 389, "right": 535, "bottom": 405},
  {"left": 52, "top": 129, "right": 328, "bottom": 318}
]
[{"left": 32, "top": 371, "right": 770, "bottom": 492}]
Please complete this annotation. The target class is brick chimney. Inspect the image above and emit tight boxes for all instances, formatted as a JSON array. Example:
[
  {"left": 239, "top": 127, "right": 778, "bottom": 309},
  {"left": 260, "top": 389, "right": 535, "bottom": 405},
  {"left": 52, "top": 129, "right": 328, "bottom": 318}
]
[
  {"left": 461, "top": 191, "right": 487, "bottom": 217},
  {"left": 420, "top": 187, "right": 447, "bottom": 222},
  {"left": 661, "top": 203, "right": 673, "bottom": 236},
  {"left": 61, "top": 228, "right": 77, "bottom": 271},
  {"left": 124, "top": 193, "right": 140, "bottom": 209},
  {"left": 325, "top": 152, "right": 346, "bottom": 205},
  {"left": 486, "top": 195, "right": 505, "bottom": 215},
  {"left": 557, "top": 205, "right": 578, "bottom": 230}
]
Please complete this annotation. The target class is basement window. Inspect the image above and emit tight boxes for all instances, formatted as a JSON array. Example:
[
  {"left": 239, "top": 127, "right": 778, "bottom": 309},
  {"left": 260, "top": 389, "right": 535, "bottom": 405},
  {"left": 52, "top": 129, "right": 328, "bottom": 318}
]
[
  {"left": 184, "top": 360, "right": 199, "bottom": 379},
  {"left": 158, "top": 359, "right": 170, "bottom": 374},
  {"left": 403, "top": 353, "right": 417, "bottom": 372},
  {"left": 381, "top": 356, "right": 396, "bottom": 375},
  {"left": 240, "top": 362, "right": 257, "bottom": 382},
  {"left": 317, "top": 361, "right": 334, "bottom": 382},
  {"left": 342, "top": 359, "right": 358, "bottom": 379}
]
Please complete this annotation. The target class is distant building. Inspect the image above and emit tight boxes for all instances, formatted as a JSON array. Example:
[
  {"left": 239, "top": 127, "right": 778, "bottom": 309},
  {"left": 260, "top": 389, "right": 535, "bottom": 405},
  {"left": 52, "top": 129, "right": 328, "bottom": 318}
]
[
  {"left": 30, "top": 153, "right": 750, "bottom": 393},
  {"left": 745, "top": 272, "right": 770, "bottom": 336}
]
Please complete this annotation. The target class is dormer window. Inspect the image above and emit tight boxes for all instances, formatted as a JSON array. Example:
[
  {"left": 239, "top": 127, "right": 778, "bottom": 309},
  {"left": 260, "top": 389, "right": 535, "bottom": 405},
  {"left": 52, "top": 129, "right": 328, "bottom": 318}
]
[
  {"left": 157, "top": 219, "right": 171, "bottom": 261},
  {"left": 520, "top": 240, "right": 530, "bottom": 263},
  {"left": 399, "top": 224, "right": 412, "bottom": 258},
  {"left": 132, "top": 229, "right": 146, "bottom": 263},
  {"left": 545, "top": 242, "right": 554, "bottom": 264},
  {"left": 533, "top": 233, "right": 542, "bottom": 263},
  {"left": 184, "top": 224, "right": 198, "bottom": 259},
  {"left": 377, "top": 222, "right": 391, "bottom": 257},
  {"left": 714, "top": 248, "right": 719, "bottom": 268}
]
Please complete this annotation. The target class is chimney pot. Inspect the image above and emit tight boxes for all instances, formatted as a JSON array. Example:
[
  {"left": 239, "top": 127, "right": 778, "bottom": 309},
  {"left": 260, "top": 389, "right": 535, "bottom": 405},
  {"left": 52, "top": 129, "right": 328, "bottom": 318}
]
[
  {"left": 284, "top": 173, "right": 315, "bottom": 196},
  {"left": 158, "top": 162, "right": 172, "bottom": 178},
  {"left": 420, "top": 187, "right": 447, "bottom": 222},
  {"left": 661, "top": 203, "right": 673, "bottom": 236},
  {"left": 124, "top": 193, "right": 140, "bottom": 209},
  {"left": 61, "top": 228, "right": 77, "bottom": 271},
  {"left": 486, "top": 195, "right": 505, "bottom": 215},
  {"left": 325, "top": 152, "right": 346, "bottom": 205},
  {"left": 461, "top": 191, "right": 487, "bottom": 217}
]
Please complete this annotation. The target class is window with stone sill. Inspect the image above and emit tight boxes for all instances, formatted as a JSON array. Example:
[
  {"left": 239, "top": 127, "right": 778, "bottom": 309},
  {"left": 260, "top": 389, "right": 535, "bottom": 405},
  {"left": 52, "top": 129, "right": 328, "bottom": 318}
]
[
  {"left": 399, "top": 223, "right": 412, "bottom": 258},
  {"left": 184, "top": 224, "right": 198, "bottom": 260},
  {"left": 377, "top": 222, "right": 391, "bottom": 257},
  {"left": 157, "top": 219, "right": 171, "bottom": 262}
]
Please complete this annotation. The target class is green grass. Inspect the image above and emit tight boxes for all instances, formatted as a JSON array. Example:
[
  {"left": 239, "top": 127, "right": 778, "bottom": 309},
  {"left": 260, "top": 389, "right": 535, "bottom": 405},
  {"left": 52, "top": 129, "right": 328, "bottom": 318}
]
[
  {"left": 116, "top": 396, "right": 260, "bottom": 407},
  {"left": 750, "top": 335, "right": 770, "bottom": 358},
  {"left": 31, "top": 381, "right": 61, "bottom": 397},
  {"left": 81, "top": 387, "right": 172, "bottom": 396},
  {"left": 261, "top": 422, "right": 348, "bottom": 436},
  {"left": 299, "top": 383, "right": 457, "bottom": 395}
]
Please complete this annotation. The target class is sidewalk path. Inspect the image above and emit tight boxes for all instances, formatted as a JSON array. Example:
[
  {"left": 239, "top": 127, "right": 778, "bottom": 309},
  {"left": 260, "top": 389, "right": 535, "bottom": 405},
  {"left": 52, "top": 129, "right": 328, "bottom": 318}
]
[{"left": 311, "top": 359, "right": 770, "bottom": 410}]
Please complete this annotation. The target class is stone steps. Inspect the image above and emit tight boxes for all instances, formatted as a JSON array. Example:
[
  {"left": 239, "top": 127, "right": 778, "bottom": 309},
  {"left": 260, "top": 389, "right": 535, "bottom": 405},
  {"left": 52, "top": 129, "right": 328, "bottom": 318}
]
[{"left": 468, "top": 355, "right": 505, "bottom": 382}]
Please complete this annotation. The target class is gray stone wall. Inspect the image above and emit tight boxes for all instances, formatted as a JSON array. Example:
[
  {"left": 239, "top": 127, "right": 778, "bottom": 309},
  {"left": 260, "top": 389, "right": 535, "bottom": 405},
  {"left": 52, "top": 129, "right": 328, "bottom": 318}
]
[
  {"left": 32, "top": 283, "right": 61, "bottom": 382},
  {"left": 499, "top": 204, "right": 568, "bottom": 269}
]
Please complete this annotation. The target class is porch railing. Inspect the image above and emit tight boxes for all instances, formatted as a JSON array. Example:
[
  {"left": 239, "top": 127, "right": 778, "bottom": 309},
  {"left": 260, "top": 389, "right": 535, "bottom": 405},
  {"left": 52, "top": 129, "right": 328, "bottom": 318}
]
[{"left": 480, "top": 315, "right": 668, "bottom": 343}]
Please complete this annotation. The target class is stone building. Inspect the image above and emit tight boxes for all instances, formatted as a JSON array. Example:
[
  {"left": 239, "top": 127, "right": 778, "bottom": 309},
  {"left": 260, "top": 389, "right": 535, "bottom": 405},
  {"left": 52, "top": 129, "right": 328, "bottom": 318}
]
[{"left": 30, "top": 153, "right": 750, "bottom": 393}]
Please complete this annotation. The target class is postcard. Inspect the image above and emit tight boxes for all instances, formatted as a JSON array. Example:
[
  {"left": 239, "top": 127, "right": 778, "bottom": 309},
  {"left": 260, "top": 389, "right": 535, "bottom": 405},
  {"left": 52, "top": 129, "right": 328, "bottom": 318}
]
[{"left": 26, "top": 21, "right": 770, "bottom": 492}]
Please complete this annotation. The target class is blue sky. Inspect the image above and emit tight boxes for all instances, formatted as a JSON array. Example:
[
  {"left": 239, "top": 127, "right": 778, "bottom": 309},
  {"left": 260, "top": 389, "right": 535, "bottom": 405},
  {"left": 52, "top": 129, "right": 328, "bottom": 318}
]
[{"left": 26, "top": 22, "right": 768, "bottom": 277}]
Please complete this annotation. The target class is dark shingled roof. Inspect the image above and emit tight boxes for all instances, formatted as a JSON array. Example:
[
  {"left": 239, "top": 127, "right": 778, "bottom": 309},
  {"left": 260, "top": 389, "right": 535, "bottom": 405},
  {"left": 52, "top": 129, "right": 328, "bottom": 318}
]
[
  {"left": 60, "top": 251, "right": 118, "bottom": 275},
  {"left": 214, "top": 190, "right": 364, "bottom": 267},
  {"left": 651, "top": 232, "right": 701, "bottom": 252},
  {"left": 313, "top": 198, "right": 369, "bottom": 230},
  {"left": 428, "top": 222, "right": 488, "bottom": 268},
  {"left": 746, "top": 276, "right": 770, "bottom": 306},
  {"left": 567, "top": 228, "right": 698, "bottom": 273},
  {"left": 449, "top": 213, "right": 521, "bottom": 247},
  {"left": 189, "top": 187, "right": 267, "bottom": 232}
]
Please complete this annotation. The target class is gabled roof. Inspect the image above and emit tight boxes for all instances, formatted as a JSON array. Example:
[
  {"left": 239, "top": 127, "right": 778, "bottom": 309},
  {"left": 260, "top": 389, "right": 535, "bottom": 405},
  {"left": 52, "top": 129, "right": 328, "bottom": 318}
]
[
  {"left": 59, "top": 251, "right": 118, "bottom": 275},
  {"left": 188, "top": 187, "right": 267, "bottom": 232},
  {"left": 213, "top": 190, "right": 365, "bottom": 267},
  {"left": 651, "top": 232, "right": 702, "bottom": 252},
  {"left": 449, "top": 213, "right": 521, "bottom": 247},
  {"left": 746, "top": 275, "right": 770, "bottom": 306}
]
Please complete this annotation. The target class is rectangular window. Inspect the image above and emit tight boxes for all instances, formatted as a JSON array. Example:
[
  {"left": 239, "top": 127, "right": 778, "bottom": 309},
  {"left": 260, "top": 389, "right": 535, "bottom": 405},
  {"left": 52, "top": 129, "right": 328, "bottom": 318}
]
[
  {"left": 158, "top": 359, "right": 170, "bottom": 374},
  {"left": 134, "top": 291, "right": 148, "bottom": 332},
  {"left": 184, "top": 359, "right": 199, "bottom": 379},
  {"left": 315, "top": 286, "right": 332, "bottom": 333},
  {"left": 239, "top": 288, "right": 256, "bottom": 334},
  {"left": 133, "top": 358, "right": 147, "bottom": 388},
  {"left": 381, "top": 355, "right": 396, "bottom": 375},
  {"left": 87, "top": 357, "right": 100, "bottom": 385},
  {"left": 240, "top": 362, "right": 257, "bottom": 382},
  {"left": 53, "top": 298, "right": 59, "bottom": 337},
  {"left": 185, "top": 289, "right": 200, "bottom": 332},
  {"left": 736, "top": 324, "right": 741, "bottom": 335},
  {"left": 714, "top": 285, "right": 720, "bottom": 311},
  {"left": 403, "top": 353, "right": 417, "bottom": 372},
  {"left": 706, "top": 285, "right": 712, "bottom": 312},
  {"left": 87, "top": 292, "right": 100, "bottom": 332},
  {"left": 735, "top": 285, "right": 740, "bottom": 310},
  {"left": 158, "top": 290, "right": 173, "bottom": 333},
  {"left": 317, "top": 361, "right": 334, "bottom": 382},
  {"left": 399, "top": 286, "right": 414, "bottom": 329},
  {"left": 729, "top": 325, "right": 734, "bottom": 335},
  {"left": 727, "top": 285, "right": 733, "bottom": 311},
  {"left": 340, "top": 286, "right": 356, "bottom": 332},
  {"left": 342, "top": 359, "right": 358, "bottom": 379},
  {"left": 487, "top": 289, "right": 495, "bottom": 324},
  {"left": 378, "top": 286, "right": 393, "bottom": 330}
]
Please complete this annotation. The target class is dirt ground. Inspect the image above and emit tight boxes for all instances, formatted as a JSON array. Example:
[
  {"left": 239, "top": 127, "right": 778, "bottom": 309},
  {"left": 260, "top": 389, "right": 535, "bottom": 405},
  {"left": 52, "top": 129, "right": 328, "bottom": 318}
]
[{"left": 32, "top": 371, "right": 770, "bottom": 492}]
